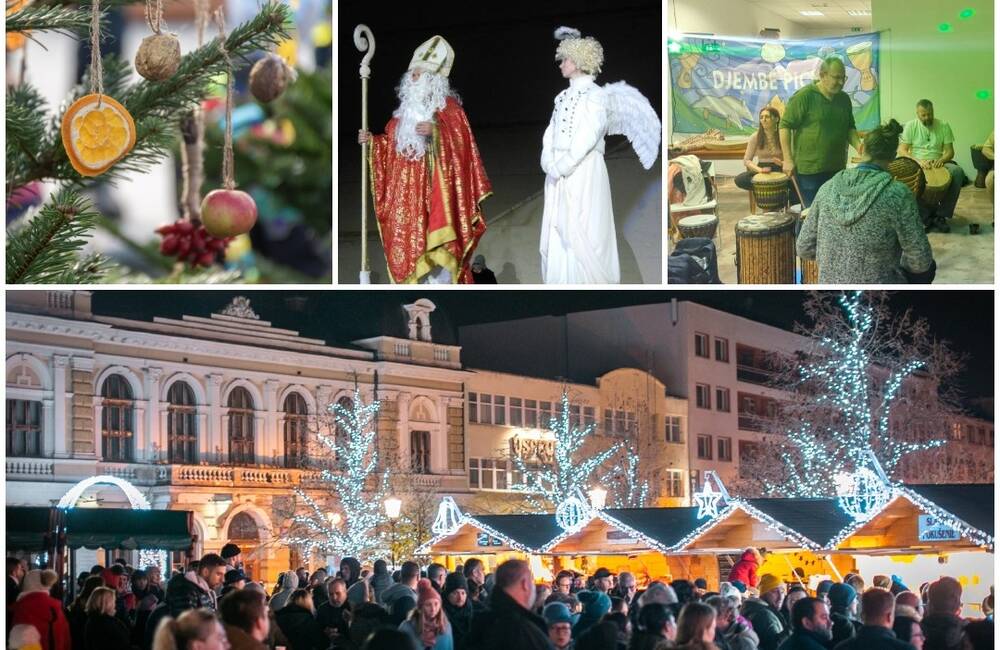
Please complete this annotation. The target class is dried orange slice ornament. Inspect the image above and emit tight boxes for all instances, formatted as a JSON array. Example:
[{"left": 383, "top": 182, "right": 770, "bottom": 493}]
[{"left": 61, "top": 94, "right": 137, "bottom": 177}]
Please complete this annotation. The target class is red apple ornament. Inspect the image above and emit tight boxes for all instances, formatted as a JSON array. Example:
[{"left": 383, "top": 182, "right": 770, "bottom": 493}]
[{"left": 200, "top": 189, "right": 257, "bottom": 238}]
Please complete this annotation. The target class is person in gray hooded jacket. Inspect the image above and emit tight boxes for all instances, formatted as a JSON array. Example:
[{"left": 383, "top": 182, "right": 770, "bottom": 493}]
[{"left": 797, "top": 118, "right": 935, "bottom": 284}]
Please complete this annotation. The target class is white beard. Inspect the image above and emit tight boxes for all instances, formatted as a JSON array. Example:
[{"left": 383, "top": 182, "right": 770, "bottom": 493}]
[{"left": 393, "top": 71, "right": 454, "bottom": 160}]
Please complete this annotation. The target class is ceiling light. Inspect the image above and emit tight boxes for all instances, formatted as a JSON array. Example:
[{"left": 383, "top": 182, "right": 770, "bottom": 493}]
[
  {"left": 800, "top": 10, "right": 824, "bottom": 16},
  {"left": 847, "top": 10, "right": 871, "bottom": 16}
]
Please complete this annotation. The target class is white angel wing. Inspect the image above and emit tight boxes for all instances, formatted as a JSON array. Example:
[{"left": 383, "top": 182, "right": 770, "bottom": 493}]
[{"left": 603, "top": 81, "right": 662, "bottom": 170}]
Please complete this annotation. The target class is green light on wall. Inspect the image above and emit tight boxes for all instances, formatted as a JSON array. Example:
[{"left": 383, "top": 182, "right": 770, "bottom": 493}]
[
  {"left": 959, "top": 8, "right": 975, "bottom": 19},
  {"left": 976, "top": 90, "right": 991, "bottom": 100},
  {"left": 668, "top": 41, "right": 682, "bottom": 53},
  {"left": 938, "top": 23, "right": 953, "bottom": 32}
]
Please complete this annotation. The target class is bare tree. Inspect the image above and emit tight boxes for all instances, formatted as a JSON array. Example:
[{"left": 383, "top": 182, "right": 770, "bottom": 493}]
[{"left": 735, "top": 291, "right": 964, "bottom": 497}]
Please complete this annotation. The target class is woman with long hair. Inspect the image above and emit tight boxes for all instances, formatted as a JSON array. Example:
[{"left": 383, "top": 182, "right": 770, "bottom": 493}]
[
  {"left": 83, "top": 587, "right": 131, "bottom": 650},
  {"left": 735, "top": 108, "right": 784, "bottom": 191},
  {"left": 797, "top": 118, "right": 935, "bottom": 283},
  {"left": 69, "top": 575, "right": 106, "bottom": 650},
  {"left": 400, "top": 579, "right": 453, "bottom": 650},
  {"left": 675, "top": 602, "right": 719, "bottom": 649},
  {"left": 151, "top": 608, "right": 230, "bottom": 650}
]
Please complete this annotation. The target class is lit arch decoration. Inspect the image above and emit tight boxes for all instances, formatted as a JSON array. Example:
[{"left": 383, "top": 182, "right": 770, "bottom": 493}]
[
  {"left": 57, "top": 476, "right": 166, "bottom": 572},
  {"left": 57, "top": 475, "right": 152, "bottom": 510}
]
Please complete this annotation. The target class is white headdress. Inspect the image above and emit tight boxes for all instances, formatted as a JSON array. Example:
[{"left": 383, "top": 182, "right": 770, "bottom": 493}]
[
  {"left": 554, "top": 26, "right": 604, "bottom": 75},
  {"left": 409, "top": 35, "right": 455, "bottom": 78}
]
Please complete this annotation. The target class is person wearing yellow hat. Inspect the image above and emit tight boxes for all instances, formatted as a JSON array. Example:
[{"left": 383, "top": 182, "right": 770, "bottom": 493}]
[
  {"left": 359, "top": 35, "right": 492, "bottom": 285},
  {"left": 741, "top": 573, "right": 790, "bottom": 650}
]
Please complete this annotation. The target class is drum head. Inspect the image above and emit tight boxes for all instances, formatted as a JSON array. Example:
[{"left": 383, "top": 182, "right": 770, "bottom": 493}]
[
  {"left": 679, "top": 215, "right": 717, "bottom": 227},
  {"left": 925, "top": 166, "right": 950, "bottom": 187},
  {"left": 737, "top": 213, "right": 795, "bottom": 232},
  {"left": 753, "top": 171, "right": 789, "bottom": 183}
]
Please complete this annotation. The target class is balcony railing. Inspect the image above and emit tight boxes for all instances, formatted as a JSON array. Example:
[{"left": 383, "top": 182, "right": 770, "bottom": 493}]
[
  {"left": 736, "top": 364, "right": 775, "bottom": 386},
  {"left": 737, "top": 415, "right": 766, "bottom": 432}
]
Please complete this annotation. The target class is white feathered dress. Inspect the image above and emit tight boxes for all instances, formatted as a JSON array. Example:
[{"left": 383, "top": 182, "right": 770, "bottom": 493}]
[{"left": 540, "top": 75, "right": 620, "bottom": 284}]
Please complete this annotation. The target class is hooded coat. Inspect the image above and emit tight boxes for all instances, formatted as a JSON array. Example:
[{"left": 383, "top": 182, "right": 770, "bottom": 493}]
[
  {"left": 268, "top": 571, "right": 298, "bottom": 612},
  {"left": 728, "top": 550, "right": 760, "bottom": 589},
  {"left": 165, "top": 570, "right": 216, "bottom": 614},
  {"left": 796, "top": 166, "right": 934, "bottom": 283},
  {"left": 371, "top": 562, "right": 393, "bottom": 605},
  {"left": 442, "top": 574, "right": 474, "bottom": 650},
  {"left": 11, "top": 579, "right": 71, "bottom": 650},
  {"left": 274, "top": 602, "right": 328, "bottom": 650},
  {"left": 741, "top": 597, "right": 789, "bottom": 650}
]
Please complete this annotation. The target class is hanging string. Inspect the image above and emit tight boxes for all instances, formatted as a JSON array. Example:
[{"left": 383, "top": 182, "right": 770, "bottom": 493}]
[
  {"left": 214, "top": 8, "right": 235, "bottom": 190},
  {"left": 89, "top": 0, "right": 103, "bottom": 102},
  {"left": 179, "top": 0, "right": 210, "bottom": 220},
  {"left": 144, "top": 0, "right": 164, "bottom": 35}
]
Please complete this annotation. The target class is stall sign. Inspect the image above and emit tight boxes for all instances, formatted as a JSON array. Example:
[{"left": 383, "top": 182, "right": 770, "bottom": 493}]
[
  {"left": 606, "top": 530, "right": 639, "bottom": 545},
  {"left": 918, "top": 515, "right": 961, "bottom": 542},
  {"left": 476, "top": 532, "right": 504, "bottom": 547}
]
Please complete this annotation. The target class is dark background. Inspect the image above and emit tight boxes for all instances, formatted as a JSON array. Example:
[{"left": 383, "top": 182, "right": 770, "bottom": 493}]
[
  {"left": 337, "top": 0, "right": 662, "bottom": 133},
  {"left": 89, "top": 290, "right": 993, "bottom": 401}
]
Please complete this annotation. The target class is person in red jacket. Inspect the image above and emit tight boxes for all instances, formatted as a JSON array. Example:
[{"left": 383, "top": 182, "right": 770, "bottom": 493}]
[
  {"left": 729, "top": 548, "right": 764, "bottom": 589},
  {"left": 11, "top": 569, "right": 71, "bottom": 650}
]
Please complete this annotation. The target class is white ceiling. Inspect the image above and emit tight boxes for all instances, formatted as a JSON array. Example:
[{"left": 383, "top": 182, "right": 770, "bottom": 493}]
[{"left": 744, "top": 0, "right": 873, "bottom": 28}]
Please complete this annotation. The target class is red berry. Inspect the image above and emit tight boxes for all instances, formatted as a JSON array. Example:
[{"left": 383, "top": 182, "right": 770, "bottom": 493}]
[
  {"left": 197, "top": 252, "right": 216, "bottom": 267},
  {"left": 175, "top": 220, "right": 195, "bottom": 234},
  {"left": 160, "top": 235, "right": 179, "bottom": 255}
]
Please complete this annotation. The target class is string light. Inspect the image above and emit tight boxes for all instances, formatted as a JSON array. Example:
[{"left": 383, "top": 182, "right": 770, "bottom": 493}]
[
  {"left": 764, "top": 292, "right": 945, "bottom": 497},
  {"left": 284, "top": 390, "right": 390, "bottom": 560},
  {"left": 693, "top": 481, "right": 724, "bottom": 520},
  {"left": 511, "top": 391, "right": 623, "bottom": 508},
  {"left": 555, "top": 490, "right": 591, "bottom": 532},
  {"left": 431, "top": 497, "right": 464, "bottom": 535},
  {"left": 835, "top": 467, "right": 891, "bottom": 521}
]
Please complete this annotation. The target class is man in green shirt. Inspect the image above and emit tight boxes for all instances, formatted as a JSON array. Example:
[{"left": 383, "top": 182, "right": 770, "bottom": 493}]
[
  {"left": 780, "top": 57, "right": 862, "bottom": 206},
  {"left": 899, "top": 99, "right": 965, "bottom": 231}
]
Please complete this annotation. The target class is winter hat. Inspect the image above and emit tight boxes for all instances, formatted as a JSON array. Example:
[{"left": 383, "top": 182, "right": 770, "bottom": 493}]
[
  {"left": 757, "top": 574, "right": 783, "bottom": 596},
  {"left": 927, "top": 577, "right": 963, "bottom": 615},
  {"left": 694, "top": 578, "right": 708, "bottom": 590},
  {"left": 731, "top": 580, "right": 747, "bottom": 593},
  {"left": 829, "top": 583, "right": 857, "bottom": 610},
  {"left": 417, "top": 578, "right": 441, "bottom": 606},
  {"left": 719, "top": 582, "right": 742, "bottom": 602},
  {"left": 816, "top": 580, "right": 835, "bottom": 599},
  {"left": 543, "top": 601, "right": 574, "bottom": 627},
  {"left": 592, "top": 567, "right": 613, "bottom": 580},
  {"left": 578, "top": 589, "right": 612, "bottom": 618},
  {"left": 220, "top": 543, "right": 241, "bottom": 560},
  {"left": 443, "top": 572, "right": 468, "bottom": 598},
  {"left": 224, "top": 569, "right": 248, "bottom": 586}
]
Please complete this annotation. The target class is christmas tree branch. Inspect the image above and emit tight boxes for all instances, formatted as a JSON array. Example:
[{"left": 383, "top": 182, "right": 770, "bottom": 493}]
[
  {"left": 10, "top": 2, "right": 291, "bottom": 188},
  {"left": 5, "top": 4, "right": 94, "bottom": 36},
  {"left": 6, "top": 188, "right": 109, "bottom": 283}
]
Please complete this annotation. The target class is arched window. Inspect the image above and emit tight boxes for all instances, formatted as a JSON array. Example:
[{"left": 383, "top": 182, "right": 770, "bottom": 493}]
[
  {"left": 283, "top": 393, "right": 308, "bottom": 468},
  {"left": 227, "top": 387, "right": 255, "bottom": 465},
  {"left": 101, "top": 375, "right": 134, "bottom": 462},
  {"left": 227, "top": 512, "right": 260, "bottom": 541},
  {"left": 167, "top": 382, "right": 197, "bottom": 464}
]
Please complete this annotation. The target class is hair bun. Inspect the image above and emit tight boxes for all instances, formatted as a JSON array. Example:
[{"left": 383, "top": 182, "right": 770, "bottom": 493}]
[{"left": 886, "top": 118, "right": 903, "bottom": 136}]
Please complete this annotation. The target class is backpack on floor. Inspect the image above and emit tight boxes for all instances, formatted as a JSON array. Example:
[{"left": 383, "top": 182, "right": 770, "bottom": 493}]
[{"left": 668, "top": 237, "right": 721, "bottom": 284}]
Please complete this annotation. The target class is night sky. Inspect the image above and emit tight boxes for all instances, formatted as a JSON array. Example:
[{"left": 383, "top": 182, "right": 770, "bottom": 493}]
[{"left": 88, "top": 290, "right": 993, "bottom": 401}]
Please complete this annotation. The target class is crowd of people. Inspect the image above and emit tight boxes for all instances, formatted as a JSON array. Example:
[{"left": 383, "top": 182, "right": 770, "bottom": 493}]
[{"left": 6, "top": 544, "right": 994, "bottom": 650}]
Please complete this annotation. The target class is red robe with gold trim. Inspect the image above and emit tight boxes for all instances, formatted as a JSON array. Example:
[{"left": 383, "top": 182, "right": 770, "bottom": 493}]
[{"left": 369, "top": 97, "right": 491, "bottom": 284}]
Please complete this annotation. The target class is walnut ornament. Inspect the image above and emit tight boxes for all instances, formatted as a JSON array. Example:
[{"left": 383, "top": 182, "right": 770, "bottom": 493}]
[
  {"left": 135, "top": 33, "right": 181, "bottom": 81},
  {"left": 249, "top": 53, "right": 295, "bottom": 103}
]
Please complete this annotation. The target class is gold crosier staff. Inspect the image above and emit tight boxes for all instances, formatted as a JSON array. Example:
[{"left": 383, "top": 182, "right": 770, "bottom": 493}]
[{"left": 354, "top": 24, "right": 375, "bottom": 284}]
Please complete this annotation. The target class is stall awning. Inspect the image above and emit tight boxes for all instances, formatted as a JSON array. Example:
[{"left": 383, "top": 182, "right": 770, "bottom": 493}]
[
  {"left": 901, "top": 484, "right": 994, "bottom": 538},
  {"left": 6, "top": 506, "right": 58, "bottom": 552},
  {"left": 600, "top": 507, "right": 704, "bottom": 551},
  {"left": 472, "top": 514, "right": 564, "bottom": 551},
  {"left": 742, "top": 498, "right": 856, "bottom": 549},
  {"left": 64, "top": 508, "right": 193, "bottom": 550},
  {"left": 416, "top": 513, "right": 563, "bottom": 555}
]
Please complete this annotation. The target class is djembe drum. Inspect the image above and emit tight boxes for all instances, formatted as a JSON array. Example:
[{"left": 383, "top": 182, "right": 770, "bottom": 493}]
[
  {"left": 922, "top": 166, "right": 951, "bottom": 206},
  {"left": 797, "top": 207, "right": 819, "bottom": 284},
  {"left": 888, "top": 157, "right": 926, "bottom": 198},
  {"left": 677, "top": 214, "right": 719, "bottom": 239},
  {"left": 751, "top": 171, "right": 789, "bottom": 213},
  {"left": 735, "top": 213, "right": 796, "bottom": 284}
]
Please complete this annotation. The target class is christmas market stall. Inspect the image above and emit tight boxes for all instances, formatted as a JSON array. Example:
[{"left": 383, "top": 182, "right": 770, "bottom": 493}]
[{"left": 826, "top": 483, "right": 994, "bottom": 616}]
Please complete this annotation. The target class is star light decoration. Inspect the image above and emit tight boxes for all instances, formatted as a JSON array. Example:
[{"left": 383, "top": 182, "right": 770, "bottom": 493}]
[
  {"left": 285, "top": 390, "right": 391, "bottom": 560},
  {"left": 511, "top": 391, "right": 622, "bottom": 509},
  {"left": 693, "top": 479, "right": 724, "bottom": 520},
  {"left": 764, "top": 292, "right": 945, "bottom": 498}
]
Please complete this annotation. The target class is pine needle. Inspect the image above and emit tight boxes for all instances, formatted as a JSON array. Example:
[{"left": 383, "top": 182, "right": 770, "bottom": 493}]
[{"left": 6, "top": 188, "right": 103, "bottom": 283}]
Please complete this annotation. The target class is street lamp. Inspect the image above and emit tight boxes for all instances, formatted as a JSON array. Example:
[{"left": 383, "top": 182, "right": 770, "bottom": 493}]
[
  {"left": 327, "top": 512, "right": 342, "bottom": 527},
  {"left": 588, "top": 486, "right": 608, "bottom": 510},
  {"left": 384, "top": 496, "right": 402, "bottom": 568}
]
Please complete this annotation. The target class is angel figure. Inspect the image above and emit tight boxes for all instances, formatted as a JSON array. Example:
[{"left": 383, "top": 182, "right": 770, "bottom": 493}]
[{"left": 540, "top": 27, "right": 661, "bottom": 284}]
